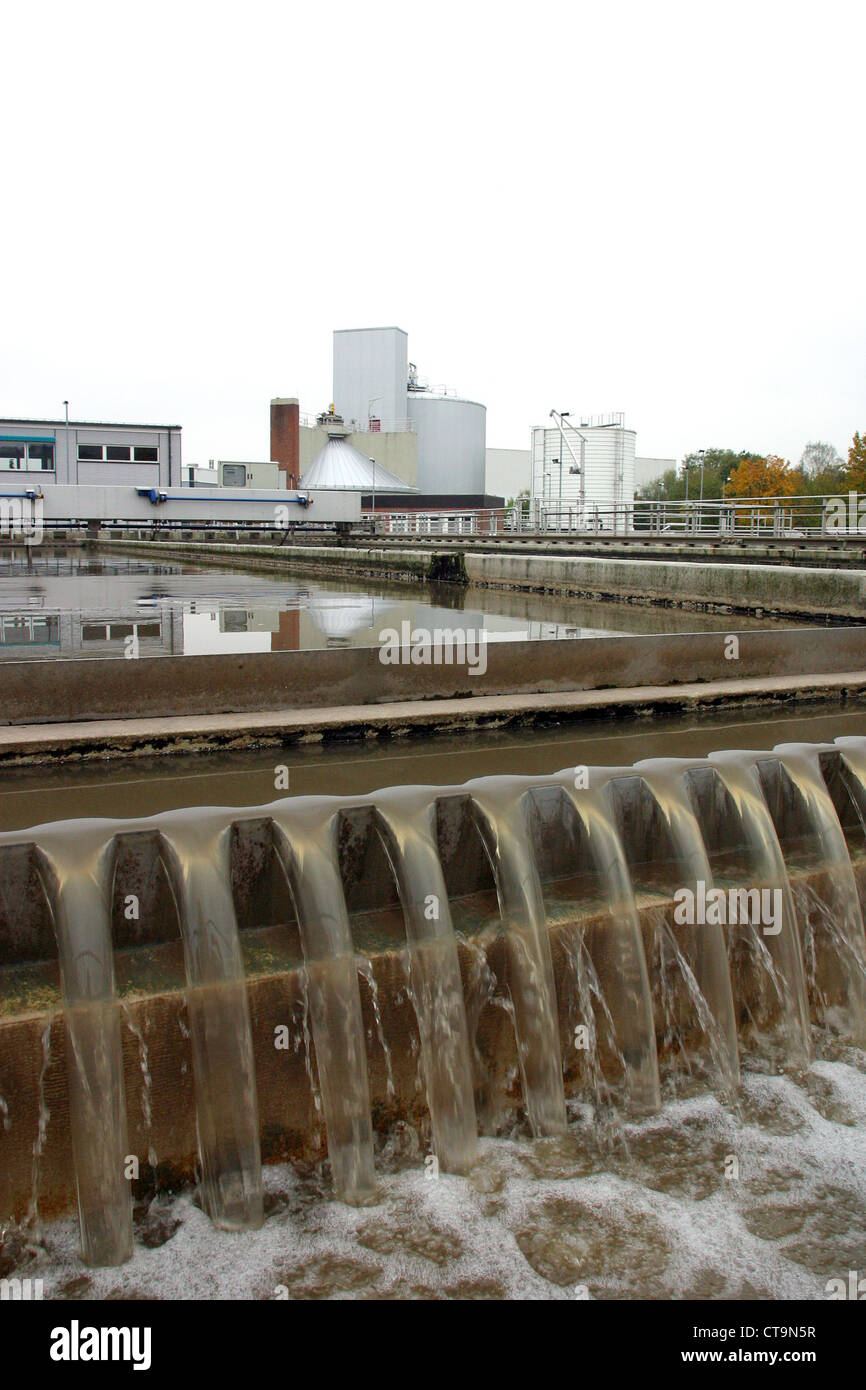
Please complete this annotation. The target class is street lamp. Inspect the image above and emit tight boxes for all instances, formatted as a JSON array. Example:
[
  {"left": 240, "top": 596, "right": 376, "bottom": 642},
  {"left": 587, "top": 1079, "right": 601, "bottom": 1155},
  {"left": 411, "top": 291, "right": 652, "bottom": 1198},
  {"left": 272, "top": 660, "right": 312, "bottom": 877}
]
[
  {"left": 549, "top": 409, "right": 585, "bottom": 527},
  {"left": 698, "top": 448, "right": 706, "bottom": 504},
  {"left": 63, "top": 399, "right": 69, "bottom": 481},
  {"left": 369, "top": 456, "right": 377, "bottom": 533}
]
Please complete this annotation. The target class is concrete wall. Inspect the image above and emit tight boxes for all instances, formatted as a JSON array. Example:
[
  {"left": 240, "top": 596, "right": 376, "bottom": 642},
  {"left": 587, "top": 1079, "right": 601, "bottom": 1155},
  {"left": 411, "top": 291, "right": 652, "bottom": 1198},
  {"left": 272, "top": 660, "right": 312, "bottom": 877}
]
[
  {"left": 0, "top": 486, "right": 360, "bottom": 525},
  {"left": 462, "top": 551, "right": 866, "bottom": 618},
  {"left": 4, "top": 625, "right": 866, "bottom": 725}
]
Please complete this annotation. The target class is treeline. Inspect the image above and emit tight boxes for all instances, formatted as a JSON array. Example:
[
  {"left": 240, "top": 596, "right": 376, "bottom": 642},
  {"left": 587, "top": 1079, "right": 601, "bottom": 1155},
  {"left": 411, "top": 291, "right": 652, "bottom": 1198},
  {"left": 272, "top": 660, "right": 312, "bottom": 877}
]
[{"left": 637, "top": 433, "right": 866, "bottom": 502}]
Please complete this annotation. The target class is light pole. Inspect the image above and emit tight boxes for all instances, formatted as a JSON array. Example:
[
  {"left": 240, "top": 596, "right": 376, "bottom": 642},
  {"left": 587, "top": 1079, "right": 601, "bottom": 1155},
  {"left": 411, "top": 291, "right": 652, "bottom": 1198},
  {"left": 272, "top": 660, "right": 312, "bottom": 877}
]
[
  {"left": 698, "top": 448, "right": 706, "bottom": 504},
  {"left": 557, "top": 410, "right": 571, "bottom": 512},
  {"left": 550, "top": 409, "right": 584, "bottom": 527},
  {"left": 367, "top": 397, "right": 382, "bottom": 534},
  {"left": 64, "top": 399, "right": 70, "bottom": 481}
]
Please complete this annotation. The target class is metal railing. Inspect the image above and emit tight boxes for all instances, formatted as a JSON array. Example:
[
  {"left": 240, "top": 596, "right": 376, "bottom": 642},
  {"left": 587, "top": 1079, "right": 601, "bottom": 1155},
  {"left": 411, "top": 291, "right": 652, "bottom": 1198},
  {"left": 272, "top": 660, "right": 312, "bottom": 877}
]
[
  {"left": 503, "top": 495, "right": 866, "bottom": 539},
  {"left": 363, "top": 509, "right": 505, "bottom": 536},
  {"left": 299, "top": 414, "right": 417, "bottom": 434}
]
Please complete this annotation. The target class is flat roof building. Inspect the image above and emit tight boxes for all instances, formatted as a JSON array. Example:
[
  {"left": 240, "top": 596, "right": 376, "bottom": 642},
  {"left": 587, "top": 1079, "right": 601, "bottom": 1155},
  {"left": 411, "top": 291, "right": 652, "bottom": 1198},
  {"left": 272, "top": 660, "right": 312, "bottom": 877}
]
[{"left": 0, "top": 417, "right": 182, "bottom": 488}]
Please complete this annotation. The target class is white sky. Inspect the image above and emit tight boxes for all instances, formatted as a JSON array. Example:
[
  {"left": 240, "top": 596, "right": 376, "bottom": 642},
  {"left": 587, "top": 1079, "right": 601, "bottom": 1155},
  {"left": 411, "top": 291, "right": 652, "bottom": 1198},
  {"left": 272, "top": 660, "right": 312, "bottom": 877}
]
[{"left": 3, "top": 0, "right": 864, "bottom": 467}]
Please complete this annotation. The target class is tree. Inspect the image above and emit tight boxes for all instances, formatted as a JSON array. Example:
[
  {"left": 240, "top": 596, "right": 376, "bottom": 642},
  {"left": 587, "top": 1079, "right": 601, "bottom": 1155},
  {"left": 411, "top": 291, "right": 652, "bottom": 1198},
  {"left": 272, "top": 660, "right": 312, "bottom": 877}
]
[
  {"left": 846, "top": 432, "right": 866, "bottom": 492},
  {"left": 726, "top": 454, "right": 799, "bottom": 498},
  {"left": 800, "top": 441, "right": 842, "bottom": 477},
  {"left": 506, "top": 489, "right": 530, "bottom": 516}
]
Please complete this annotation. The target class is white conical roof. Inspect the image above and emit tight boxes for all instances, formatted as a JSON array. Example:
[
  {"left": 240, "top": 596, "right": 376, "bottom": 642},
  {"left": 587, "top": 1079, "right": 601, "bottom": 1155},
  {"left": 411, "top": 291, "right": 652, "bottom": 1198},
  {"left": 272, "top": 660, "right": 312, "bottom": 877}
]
[{"left": 300, "top": 437, "right": 415, "bottom": 491}]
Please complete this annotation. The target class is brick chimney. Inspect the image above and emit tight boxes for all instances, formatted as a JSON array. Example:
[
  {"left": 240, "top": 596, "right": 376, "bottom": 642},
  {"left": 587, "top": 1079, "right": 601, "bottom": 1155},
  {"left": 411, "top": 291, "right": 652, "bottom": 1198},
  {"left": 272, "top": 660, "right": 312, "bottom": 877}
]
[{"left": 270, "top": 397, "right": 300, "bottom": 489}]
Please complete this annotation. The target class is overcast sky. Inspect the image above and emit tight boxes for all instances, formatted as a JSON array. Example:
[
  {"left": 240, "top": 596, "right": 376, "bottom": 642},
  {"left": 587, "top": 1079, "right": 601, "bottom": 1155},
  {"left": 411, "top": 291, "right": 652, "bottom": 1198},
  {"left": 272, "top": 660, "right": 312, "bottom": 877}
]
[{"left": 4, "top": 1, "right": 864, "bottom": 468}]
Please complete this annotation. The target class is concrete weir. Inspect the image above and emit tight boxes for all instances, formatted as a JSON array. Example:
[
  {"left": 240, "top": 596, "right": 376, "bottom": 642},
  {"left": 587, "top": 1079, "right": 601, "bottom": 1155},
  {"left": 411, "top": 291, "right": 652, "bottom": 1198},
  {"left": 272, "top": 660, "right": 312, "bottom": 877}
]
[
  {"left": 4, "top": 628, "right": 866, "bottom": 730},
  {"left": 2, "top": 737, "right": 866, "bottom": 1266},
  {"left": 100, "top": 537, "right": 866, "bottom": 620}
]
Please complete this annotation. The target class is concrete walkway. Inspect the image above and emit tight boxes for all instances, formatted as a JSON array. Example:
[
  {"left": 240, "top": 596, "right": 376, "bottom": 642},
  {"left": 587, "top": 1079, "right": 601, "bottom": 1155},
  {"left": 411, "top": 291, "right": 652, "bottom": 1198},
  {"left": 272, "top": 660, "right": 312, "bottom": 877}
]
[{"left": 1, "top": 670, "right": 864, "bottom": 763}]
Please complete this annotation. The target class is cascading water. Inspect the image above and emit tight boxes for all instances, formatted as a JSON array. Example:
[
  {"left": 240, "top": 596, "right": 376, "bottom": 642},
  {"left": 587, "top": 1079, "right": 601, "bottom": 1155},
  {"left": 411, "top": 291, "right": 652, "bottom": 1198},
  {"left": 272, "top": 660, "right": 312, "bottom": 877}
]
[{"left": 2, "top": 738, "right": 866, "bottom": 1269}]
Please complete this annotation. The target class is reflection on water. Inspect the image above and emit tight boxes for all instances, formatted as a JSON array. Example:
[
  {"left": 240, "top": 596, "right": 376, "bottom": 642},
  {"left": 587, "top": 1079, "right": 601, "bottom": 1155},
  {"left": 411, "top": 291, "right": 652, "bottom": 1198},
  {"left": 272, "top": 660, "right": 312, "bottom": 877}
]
[{"left": 0, "top": 547, "right": 810, "bottom": 662}]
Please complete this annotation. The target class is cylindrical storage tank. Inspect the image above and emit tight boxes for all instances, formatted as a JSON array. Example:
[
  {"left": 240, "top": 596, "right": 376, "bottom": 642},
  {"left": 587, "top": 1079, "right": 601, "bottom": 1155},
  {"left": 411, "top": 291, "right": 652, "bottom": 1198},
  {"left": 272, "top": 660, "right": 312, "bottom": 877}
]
[
  {"left": 407, "top": 395, "right": 486, "bottom": 494},
  {"left": 530, "top": 425, "right": 636, "bottom": 509}
]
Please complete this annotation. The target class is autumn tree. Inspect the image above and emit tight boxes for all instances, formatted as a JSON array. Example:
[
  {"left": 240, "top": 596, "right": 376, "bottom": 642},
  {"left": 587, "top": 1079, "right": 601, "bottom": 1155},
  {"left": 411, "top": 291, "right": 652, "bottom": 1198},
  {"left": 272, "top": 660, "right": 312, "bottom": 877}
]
[
  {"left": 725, "top": 454, "right": 799, "bottom": 498},
  {"left": 846, "top": 432, "right": 866, "bottom": 492}
]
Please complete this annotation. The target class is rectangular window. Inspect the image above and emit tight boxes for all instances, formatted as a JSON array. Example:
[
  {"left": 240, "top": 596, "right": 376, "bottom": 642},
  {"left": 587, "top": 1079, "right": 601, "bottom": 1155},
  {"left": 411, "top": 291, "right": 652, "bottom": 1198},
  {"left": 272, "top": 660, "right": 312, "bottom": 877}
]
[
  {"left": 78, "top": 444, "right": 103, "bottom": 461},
  {"left": 106, "top": 445, "right": 131, "bottom": 461},
  {"left": 0, "top": 442, "right": 24, "bottom": 469},
  {"left": 134, "top": 446, "right": 159, "bottom": 462},
  {"left": 27, "top": 443, "right": 54, "bottom": 470}
]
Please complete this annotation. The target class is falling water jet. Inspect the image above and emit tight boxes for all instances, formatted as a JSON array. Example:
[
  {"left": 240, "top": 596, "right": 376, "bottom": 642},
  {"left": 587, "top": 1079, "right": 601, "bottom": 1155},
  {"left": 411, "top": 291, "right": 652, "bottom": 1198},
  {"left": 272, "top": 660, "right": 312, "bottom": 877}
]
[
  {"left": 631, "top": 758, "right": 740, "bottom": 1094},
  {"left": 466, "top": 778, "right": 567, "bottom": 1137},
  {"left": 24, "top": 1007, "right": 54, "bottom": 1239},
  {"left": 159, "top": 819, "right": 263, "bottom": 1231},
  {"left": 34, "top": 830, "right": 134, "bottom": 1266},
  {"left": 704, "top": 752, "right": 811, "bottom": 1070},
  {"left": 270, "top": 804, "right": 378, "bottom": 1206},
  {"left": 373, "top": 794, "right": 478, "bottom": 1173},
  {"left": 547, "top": 771, "right": 661, "bottom": 1114},
  {"left": 770, "top": 744, "right": 866, "bottom": 1045},
  {"left": 355, "top": 954, "right": 396, "bottom": 1100}
]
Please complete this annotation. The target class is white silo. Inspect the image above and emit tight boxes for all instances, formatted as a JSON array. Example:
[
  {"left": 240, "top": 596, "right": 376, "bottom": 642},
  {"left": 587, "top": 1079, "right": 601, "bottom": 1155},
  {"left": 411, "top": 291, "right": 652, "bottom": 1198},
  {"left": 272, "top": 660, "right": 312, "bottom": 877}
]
[
  {"left": 406, "top": 392, "right": 487, "bottom": 494},
  {"left": 530, "top": 413, "right": 635, "bottom": 518}
]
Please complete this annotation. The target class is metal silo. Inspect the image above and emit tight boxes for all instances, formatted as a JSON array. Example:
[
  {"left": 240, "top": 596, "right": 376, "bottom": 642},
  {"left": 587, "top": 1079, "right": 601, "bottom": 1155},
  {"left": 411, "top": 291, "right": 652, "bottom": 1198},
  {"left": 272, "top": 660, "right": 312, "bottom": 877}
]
[
  {"left": 406, "top": 393, "right": 487, "bottom": 495},
  {"left": 531, "top": 414, "right": 636, "bottom": 516}
]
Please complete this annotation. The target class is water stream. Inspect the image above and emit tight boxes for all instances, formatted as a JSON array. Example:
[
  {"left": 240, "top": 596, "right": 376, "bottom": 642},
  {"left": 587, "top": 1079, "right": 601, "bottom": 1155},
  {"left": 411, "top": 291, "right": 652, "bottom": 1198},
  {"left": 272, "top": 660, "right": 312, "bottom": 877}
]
[{"left": 3, "top": 736, "right": 866, "bottom": 1277}]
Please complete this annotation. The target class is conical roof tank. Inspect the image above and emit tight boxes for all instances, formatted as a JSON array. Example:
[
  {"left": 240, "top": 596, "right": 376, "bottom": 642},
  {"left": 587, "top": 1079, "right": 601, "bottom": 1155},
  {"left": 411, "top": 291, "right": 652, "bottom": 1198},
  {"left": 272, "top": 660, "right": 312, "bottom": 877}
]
[{"left": 300, "top": 436, "right": 415, "bottom": 491}]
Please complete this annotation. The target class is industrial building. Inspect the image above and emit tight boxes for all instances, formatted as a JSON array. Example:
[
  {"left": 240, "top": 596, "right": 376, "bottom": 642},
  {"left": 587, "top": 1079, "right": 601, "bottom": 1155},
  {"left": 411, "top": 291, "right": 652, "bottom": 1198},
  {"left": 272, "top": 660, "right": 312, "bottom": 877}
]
[
  {"left": 0, "top": 416, "right": 182, "bottom": 488},
  {"left": 530, "top": 413, "right": 636, "bottom": 514},
  {"left": 327, "top": 327, "right": 488, "bottom": 495}
]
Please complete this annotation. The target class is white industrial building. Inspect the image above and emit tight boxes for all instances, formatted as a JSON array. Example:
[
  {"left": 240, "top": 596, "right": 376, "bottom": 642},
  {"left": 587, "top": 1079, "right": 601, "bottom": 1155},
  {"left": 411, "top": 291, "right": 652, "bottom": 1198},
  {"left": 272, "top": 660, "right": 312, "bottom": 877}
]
[
  {"left": 0, "top": 416, "right": 182, "bottom": 487},
  {"left": 530, "top": 413, "right": 636, "bottom": 515},
  {"left": 486, "top": 447, "right": 531, "bottom": 499},
  {"left": 634, "top": 456, "right": 676, "bottom": 490},
  {"left": 330, "top": 327, "right": 488, "bottom": 496}
]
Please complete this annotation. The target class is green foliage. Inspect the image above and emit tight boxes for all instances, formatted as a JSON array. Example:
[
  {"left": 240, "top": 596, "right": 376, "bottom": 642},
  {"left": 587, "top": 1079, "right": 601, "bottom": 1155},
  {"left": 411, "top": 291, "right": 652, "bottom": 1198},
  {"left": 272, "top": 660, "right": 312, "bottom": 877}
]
[{"left": 636, "top": 440, "right": 859, "bottom": 502}]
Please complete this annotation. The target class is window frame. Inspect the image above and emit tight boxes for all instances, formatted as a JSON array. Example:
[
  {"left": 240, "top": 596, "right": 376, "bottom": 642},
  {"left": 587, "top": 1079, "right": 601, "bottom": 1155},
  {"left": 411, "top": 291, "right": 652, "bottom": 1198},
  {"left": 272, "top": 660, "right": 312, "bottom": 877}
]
[
  {"left": 78, "top": 440, "right": 160, "bottom": 465},
  {"left": 0, "top": 437, "right": 55, "bottom": 472}
]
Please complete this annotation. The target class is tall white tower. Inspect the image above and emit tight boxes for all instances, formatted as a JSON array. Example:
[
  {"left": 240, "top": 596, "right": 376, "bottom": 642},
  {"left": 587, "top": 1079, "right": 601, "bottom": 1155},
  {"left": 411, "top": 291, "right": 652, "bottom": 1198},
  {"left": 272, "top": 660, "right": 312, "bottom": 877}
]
[{"left": 332, "top": 327, "right": 409, "bottom": 431}]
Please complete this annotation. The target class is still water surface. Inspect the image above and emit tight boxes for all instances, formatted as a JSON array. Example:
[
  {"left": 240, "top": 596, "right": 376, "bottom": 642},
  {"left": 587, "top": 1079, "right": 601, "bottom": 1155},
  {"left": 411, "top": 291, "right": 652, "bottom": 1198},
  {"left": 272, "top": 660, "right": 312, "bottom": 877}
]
[{"left": 0, "top": 548, "right": 811, "bottom": 662}]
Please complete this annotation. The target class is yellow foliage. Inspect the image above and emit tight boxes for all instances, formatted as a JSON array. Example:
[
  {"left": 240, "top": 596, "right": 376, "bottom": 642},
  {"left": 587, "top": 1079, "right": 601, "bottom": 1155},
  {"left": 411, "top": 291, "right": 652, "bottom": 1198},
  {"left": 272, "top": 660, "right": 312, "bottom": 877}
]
[
  {"left": 726, "top": 454, "right": 798, "bottom": 498},
  {"left": 847, "top": 432, "right": 866, "bottom": 493}
]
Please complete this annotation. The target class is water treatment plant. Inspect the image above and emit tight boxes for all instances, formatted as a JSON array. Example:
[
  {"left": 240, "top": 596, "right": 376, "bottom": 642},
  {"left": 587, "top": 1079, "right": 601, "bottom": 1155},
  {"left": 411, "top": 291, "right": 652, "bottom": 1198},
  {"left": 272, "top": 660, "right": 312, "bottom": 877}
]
[{"left": 2, "top": 453, "right": 866, "bottom": 1311}]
